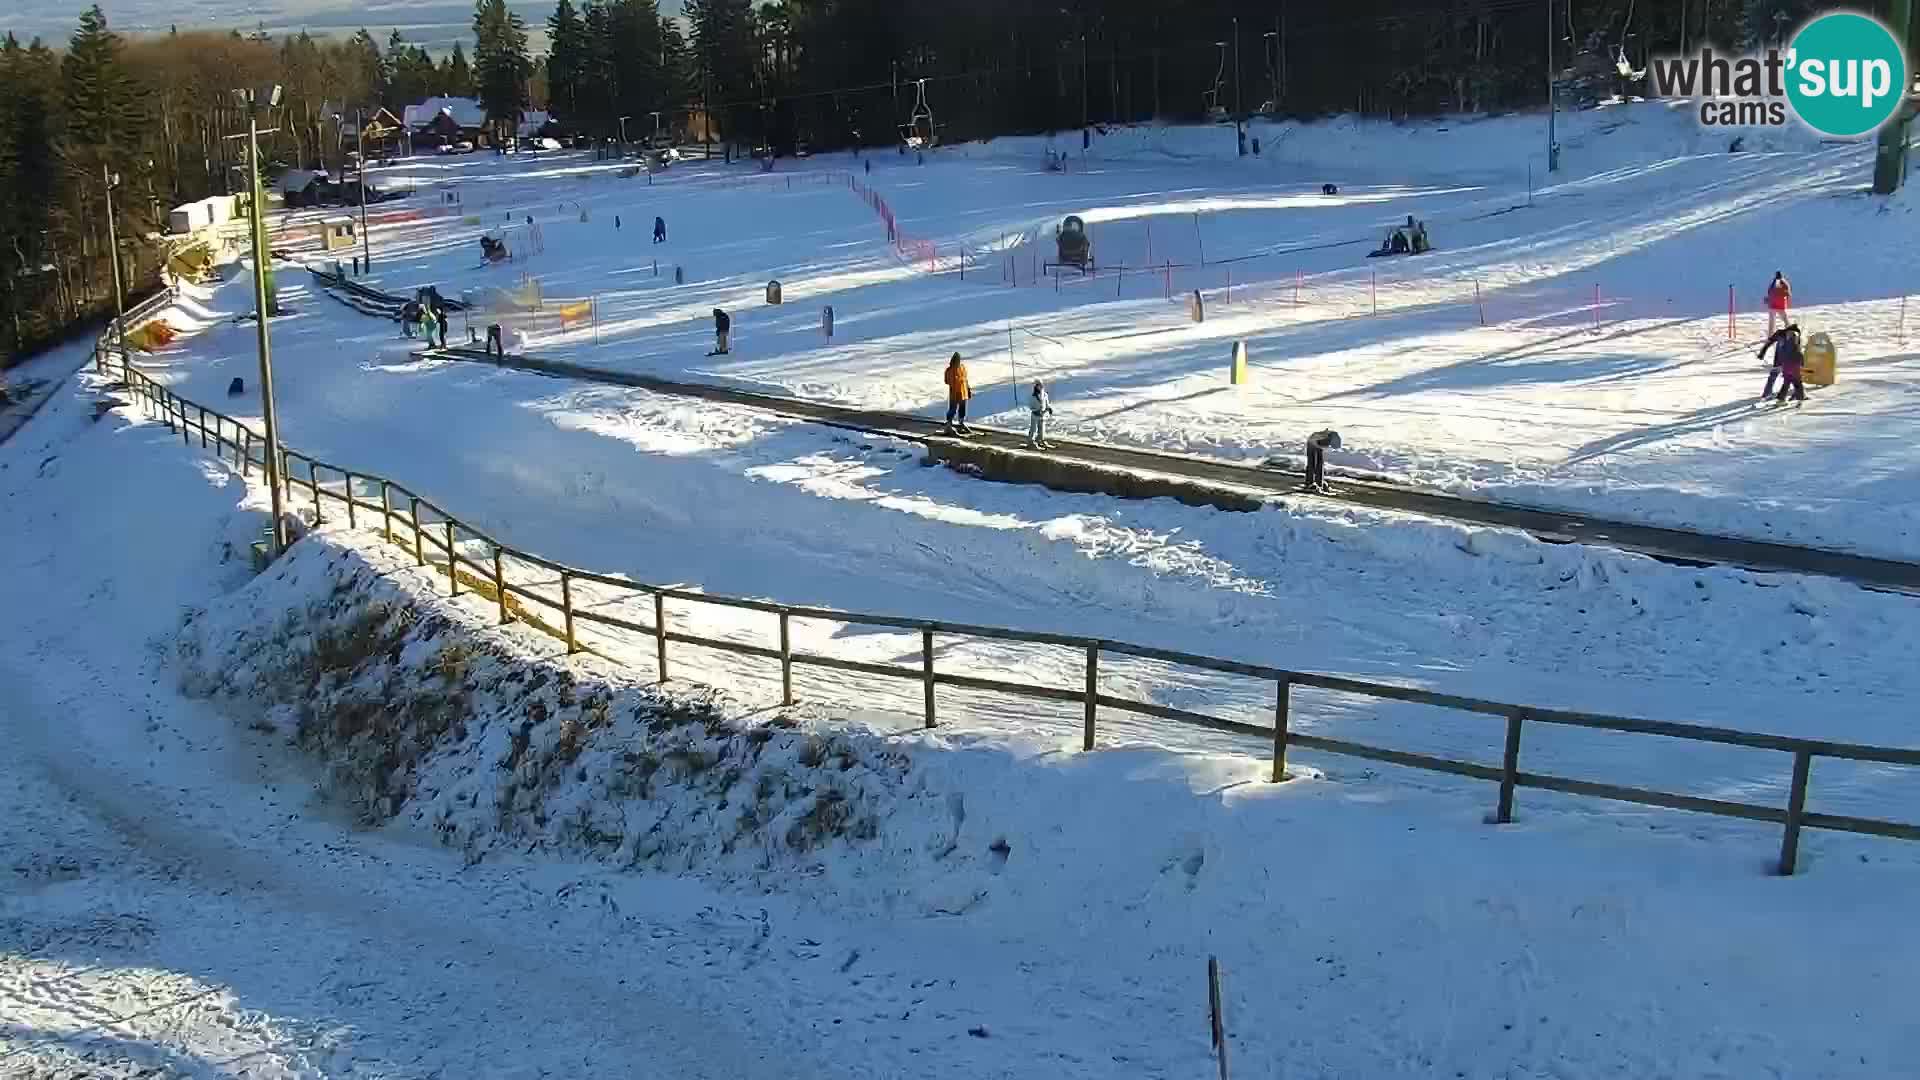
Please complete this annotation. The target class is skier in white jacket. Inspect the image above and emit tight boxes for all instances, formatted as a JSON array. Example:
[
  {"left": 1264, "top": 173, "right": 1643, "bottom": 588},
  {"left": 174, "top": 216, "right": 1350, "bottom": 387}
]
[{"left": 1027, "top": 380, "right": 1056, "bottom": 449}]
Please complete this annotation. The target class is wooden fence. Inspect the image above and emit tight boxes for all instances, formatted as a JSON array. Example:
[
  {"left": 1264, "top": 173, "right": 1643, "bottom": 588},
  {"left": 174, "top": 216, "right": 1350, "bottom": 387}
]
[{"left": 100, "top": 354, "right": 1920, "bottom": 877}]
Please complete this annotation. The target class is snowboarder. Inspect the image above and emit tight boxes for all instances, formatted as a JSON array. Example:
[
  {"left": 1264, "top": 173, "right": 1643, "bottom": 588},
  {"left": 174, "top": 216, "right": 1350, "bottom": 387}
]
[
  {"left": 653, "top": 216, "right": 667, "bottom": 244},
  {"left": 709, "top": 308, "right": 731, "bottom": 355},
  {"left": 615, "top": 215, "right": 621, "bottom": 230},
  {"left": 1758, "top": 323, "right": 1806, "bottom": 403},
  {"left": 433, "top": 305, "right": 450, "bottom": 350},
  {"left": 1765, "top": 271, "right": 1792, "bottom": 336},
  {"left": 943, "top": 353, "right": 972, "bottom": 434},
  {"left": 1304, "top": 429, "right": 1342, "bottom": 492},
  {"left": 1026, "top": 380, "right": 1055, "bottom": 449}
]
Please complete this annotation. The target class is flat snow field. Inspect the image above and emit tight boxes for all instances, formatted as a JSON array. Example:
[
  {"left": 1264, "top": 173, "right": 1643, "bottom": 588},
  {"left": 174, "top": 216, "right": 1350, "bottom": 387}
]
[
  {"left": 336, "top": 100, "right": 1920, "bottom": 560},
  {"left": 4, "top": 372, "right": 1920, "bottom": 1078}
]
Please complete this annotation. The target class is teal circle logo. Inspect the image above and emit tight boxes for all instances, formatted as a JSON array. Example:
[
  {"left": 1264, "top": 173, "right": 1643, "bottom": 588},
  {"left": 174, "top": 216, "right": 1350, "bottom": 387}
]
[{"left": 1786, "top": 12, "right": 1909, "bottom": 137}]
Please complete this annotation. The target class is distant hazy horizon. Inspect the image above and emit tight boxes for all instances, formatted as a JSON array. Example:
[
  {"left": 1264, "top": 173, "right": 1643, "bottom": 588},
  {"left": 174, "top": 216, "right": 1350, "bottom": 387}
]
[{"left": 6, "top": 0, "right": 575, "bottom": 57}]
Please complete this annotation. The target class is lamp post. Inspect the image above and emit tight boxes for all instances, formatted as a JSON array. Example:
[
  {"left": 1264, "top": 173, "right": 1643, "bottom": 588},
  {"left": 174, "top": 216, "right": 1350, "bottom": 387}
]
[
  {"left": 1263, "top": 29, "right": 1279, "bottom": 115},
  {"left": 236, "top": 84, "right": 289, "bottom": 556},
  {"left": 101, "top": 165, "right": 127, "bottom": 355},
  {"left": 1546, "top": 0, "right": 1560, "bottom": 172},
  {"left": 1232, "top": 16, "right": 1242, "bottom": 119},
  {"left": 357, "top": 109, "right": 371, "bottom": 273},
  {"left": 618, "top": 114, "right": 632, "bottom": 152}
]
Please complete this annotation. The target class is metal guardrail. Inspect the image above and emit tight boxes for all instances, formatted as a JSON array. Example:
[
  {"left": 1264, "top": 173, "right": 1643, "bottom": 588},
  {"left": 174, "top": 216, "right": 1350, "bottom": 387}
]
[{"left": 102, "top": 354, "right": 1920, "bottom": 878}]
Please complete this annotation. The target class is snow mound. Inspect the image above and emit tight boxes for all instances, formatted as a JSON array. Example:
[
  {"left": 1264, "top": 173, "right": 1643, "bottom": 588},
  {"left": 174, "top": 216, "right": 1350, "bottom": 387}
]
[{"left": 174, "top": 530, "right": 1004, "bottom": 911}]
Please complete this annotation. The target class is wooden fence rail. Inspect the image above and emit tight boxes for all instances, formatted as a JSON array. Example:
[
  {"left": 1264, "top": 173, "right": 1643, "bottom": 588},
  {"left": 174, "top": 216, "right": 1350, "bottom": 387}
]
[{"left": 106, "top": 357, "right": 1920, "bottom": 877}]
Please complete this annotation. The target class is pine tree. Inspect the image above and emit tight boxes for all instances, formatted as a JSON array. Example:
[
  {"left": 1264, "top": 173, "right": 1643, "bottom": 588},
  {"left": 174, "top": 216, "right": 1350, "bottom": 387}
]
[
  {"left": 61, "top": 5, "right": 142, "bottom": 176},
  {"left": 472, "top": 0, "right": 532, "bottom": 139},
  {"left": 347, "top": 29, "right": 389, "bottom": 108},
  {"left": 446, "top": 42, "right": 474, "bottom": 96},
  {"left": 547, "top": 0, "right": 586, "bottom": 125}
]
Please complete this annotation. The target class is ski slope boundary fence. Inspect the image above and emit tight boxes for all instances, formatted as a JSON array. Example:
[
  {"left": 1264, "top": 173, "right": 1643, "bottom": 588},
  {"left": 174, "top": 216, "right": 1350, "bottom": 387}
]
[{"left": 93, "top": 345, "right": 1920, "bottom": 879}]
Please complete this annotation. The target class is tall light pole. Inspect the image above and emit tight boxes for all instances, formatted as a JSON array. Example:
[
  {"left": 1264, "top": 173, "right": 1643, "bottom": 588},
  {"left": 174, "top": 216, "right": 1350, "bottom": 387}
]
[
  {"left": 1546, "top": 0, "right": 1560, "bottom": 172},
  {"left": 357, "top": 108, "right": 371, "bottom": 273},
  {"left": 237, "top": 85, "right": 289, "bottom": 556},
  {"left": 618, "top": 114, "right": 631, "bottom": 150},
  {"left": 1263, "top": 30, "right": 1279, "bottom": 115},
  {"left": 101, "top": 165, "right": 127, "bottom": 355},
  {"left": 1080, "top": 32, "right": 1090, "bottom": 146},
  {"left": 650, "top": 110, "right": 663, "bottom": 147},
  {"left": 1232, "top": 16, "right": 1242, "bottom": 118}
]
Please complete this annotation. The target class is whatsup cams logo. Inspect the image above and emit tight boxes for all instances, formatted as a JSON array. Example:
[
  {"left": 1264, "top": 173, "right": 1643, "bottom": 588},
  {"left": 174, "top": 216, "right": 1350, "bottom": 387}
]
[{"left": 1648, "top": 11, "right": 1911, "bottom": 137}]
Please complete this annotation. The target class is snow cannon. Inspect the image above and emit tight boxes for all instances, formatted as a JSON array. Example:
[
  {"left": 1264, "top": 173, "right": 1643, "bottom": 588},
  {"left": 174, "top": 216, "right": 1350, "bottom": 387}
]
[{"left": 1055, "top": 216, "right": 1091, "bottom": 271}]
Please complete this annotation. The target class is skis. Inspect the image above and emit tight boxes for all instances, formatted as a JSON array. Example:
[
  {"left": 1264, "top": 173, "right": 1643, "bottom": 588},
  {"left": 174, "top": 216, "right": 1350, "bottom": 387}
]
[{"left": 943, "top": 424, "right": 974, "bottom": 437}]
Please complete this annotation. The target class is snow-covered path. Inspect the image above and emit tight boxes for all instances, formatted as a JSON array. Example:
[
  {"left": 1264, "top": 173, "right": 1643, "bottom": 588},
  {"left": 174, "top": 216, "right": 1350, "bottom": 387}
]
[{"left": 0, "top": 403, "right": 827, "bottom": 1077}]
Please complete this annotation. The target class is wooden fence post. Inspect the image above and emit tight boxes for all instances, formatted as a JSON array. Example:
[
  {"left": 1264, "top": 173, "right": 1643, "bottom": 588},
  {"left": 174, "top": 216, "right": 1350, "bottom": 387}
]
[
  {"left": 410, "top": 498, "right": 424, "bottom": 565},
  {"left": 1082, "top": 644, "right": 1099, "bottom": 751},
  {"left": 380, "top": 482, "right": 392, "bottom": 542},
  {"left": 179, "top": 399, "right": 191, "bottom": 446},
  {"left": 921, "top": 628, "right": 936, "bottom": 728},
  {"left": 493, "top": 545, "right": 509, "bottom": 624},
  {"left": 653, "top": 592, "right": 668, "bottom": 680},
  {"left": 240, "top": 430, "right": 251, "bottom": 475},
  {"left": 162, "top": 391, "right": 174, "bottom": 432},
  {"left": 309, "top": 460, "right": 322, "bottom": 522},
  {"left": 198, "top": 406, "right": 208, "bottom": 448},
  {"left": 1496, "top": 712, "right": 1525, "bottom": 824},
  {"left": 560, "top": 572, "right": 577, "bottom": 653},
  {"left": 1272, "top": 678, "right": 1292, "bottom": 783},
  {"left": 1779, "top": 750, "right": 1813, "bottom": 875},
  {"left": 779, "top": 610, "right": 794, "bottom": 706},
  {"left": 445, "top": 521, "right": 458, "bottom": 595},
  {"left": 344, "top": 472, "right": 357, "bottom": 528},
  {"left": 1208, "top": 956, "right": 1230, "bottom": 1080}
]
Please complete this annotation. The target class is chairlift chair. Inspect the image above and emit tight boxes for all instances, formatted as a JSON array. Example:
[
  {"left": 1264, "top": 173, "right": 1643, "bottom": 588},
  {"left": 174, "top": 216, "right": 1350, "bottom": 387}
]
[
  {"left": 1205, "top": 43, "right": 1230, "bottom": 123},
  {"left": 901, "top": 78, "right": 937, "bottom": 149}
]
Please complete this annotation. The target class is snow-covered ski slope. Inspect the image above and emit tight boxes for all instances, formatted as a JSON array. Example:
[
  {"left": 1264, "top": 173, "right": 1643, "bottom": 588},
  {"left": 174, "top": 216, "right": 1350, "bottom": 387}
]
[
  {"left": 6, "top": 364, "right": 1920, "bottom": 1078},
  {"left": 126, "top": 261, "right": 1920, "bottom": 834},
  {"left": 324, "top": 99, "right": 1918, "bottom": 560}
]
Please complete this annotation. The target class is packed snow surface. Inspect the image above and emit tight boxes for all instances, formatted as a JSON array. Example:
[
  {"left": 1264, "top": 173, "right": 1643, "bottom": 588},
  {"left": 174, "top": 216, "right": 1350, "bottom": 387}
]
[{"left": 7, "top": 100, "right": 1920, "bottom": 1076}]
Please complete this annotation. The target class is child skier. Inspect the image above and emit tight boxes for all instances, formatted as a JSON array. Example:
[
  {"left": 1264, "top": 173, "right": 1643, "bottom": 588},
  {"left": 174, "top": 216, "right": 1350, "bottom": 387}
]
[
  {"left": 1758, "top": 323, "right": 1805, "bottom": 403},
  {"left": 1304, "top": 429, "right": 1342, "bottom": 492},
  {"left": 1765, "top": 271, "right": 1792, "bottom": 336},
  {"left": 1026, "top": 380, "right": 1055, "bottom": 449},
  {"left": 943, "top": 353, "right": 972, "bottom": 434},
  {"left": 708, "top": 308, "right": 731, "bottom": 356}
]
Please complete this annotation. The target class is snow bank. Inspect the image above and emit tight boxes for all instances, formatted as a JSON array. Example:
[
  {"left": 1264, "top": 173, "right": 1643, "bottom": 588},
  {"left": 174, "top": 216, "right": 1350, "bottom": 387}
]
[{"left": 174, "top": 528, "right": 1015, "bottom": 912}]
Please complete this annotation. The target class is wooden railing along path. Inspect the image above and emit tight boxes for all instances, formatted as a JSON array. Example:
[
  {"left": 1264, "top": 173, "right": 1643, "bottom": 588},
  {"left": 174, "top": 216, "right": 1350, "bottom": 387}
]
[{"left": 96, "top": 341, "right": 1920, "bottom": 878}]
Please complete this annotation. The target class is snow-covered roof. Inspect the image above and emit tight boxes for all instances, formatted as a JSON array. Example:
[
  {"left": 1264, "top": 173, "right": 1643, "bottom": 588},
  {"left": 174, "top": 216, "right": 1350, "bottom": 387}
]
[{"left": 402, "top": 97, "right": 487, "bottom": 130}]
